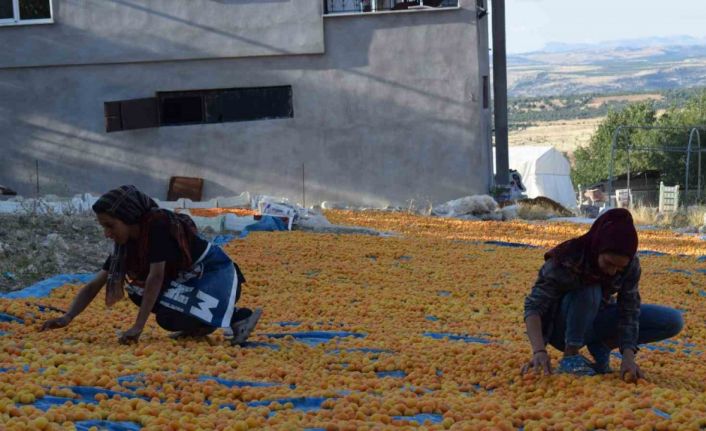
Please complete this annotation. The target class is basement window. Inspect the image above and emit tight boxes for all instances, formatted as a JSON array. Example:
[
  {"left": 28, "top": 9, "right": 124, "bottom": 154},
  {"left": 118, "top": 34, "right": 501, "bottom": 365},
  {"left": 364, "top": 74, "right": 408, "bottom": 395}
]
[
  {"left": 104, "top": 86, "right": 294, "bottom": 133},
  {"left": 0, "top": 0, "right": 53, "bottom": 26}
]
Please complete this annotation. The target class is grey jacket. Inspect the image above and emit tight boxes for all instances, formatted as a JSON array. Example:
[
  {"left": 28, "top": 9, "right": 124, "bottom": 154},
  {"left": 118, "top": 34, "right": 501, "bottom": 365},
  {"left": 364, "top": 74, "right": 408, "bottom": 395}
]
[{"left": 524, "top": 256, "right": 641, "bottom": 353}]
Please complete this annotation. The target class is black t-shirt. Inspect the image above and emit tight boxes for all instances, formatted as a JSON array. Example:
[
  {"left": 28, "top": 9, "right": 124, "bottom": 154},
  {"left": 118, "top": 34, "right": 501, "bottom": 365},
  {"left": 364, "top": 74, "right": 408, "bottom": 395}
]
[{"left": 102, "top": 218, "right": 208, "bottom": 272}]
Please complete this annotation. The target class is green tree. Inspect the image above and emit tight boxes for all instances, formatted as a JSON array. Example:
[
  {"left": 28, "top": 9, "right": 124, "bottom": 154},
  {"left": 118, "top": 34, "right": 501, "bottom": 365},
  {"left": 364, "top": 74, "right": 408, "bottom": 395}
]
[{"left": 571, "top": 103, "right": 657, "bottom": 187}]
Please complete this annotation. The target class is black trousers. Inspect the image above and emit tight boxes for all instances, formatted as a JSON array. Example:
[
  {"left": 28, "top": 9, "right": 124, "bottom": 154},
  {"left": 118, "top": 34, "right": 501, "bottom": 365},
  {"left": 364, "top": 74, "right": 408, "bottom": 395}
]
[{"left": 128, "top": 286, "right": 250, "bottom": 333}]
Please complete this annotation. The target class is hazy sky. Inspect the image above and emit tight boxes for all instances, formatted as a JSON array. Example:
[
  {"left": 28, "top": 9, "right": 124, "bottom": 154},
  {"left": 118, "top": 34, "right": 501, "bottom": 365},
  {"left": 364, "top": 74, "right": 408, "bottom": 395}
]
[{"left": 506, "top": 0, "right": 706, "bottom": 53}]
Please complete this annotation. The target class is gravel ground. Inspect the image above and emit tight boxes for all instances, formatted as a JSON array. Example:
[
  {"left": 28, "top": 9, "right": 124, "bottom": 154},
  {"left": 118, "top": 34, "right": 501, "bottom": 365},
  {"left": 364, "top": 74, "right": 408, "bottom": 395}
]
[{"left": 0, "top": 213, "right": 112, "bottom": 293}]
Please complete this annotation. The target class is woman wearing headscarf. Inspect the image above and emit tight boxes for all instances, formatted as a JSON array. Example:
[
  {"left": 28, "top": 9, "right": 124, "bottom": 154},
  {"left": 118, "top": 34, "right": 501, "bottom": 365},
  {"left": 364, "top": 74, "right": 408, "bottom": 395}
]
[
  {"left": 521, "top": 208, "right": 683, "bottom": 380},
  {"left": 41, "top": 185, "right": 261, "bottom": 345}
]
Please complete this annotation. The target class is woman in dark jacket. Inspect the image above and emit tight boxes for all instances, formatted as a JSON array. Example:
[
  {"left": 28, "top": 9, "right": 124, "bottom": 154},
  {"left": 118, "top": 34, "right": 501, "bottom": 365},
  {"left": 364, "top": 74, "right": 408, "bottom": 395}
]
[
  {"left": 521, "top": 208, "right": 683, "bottom": 380},
  {"left": 41, "top": 185, "right": 261, "bottom": 345}
]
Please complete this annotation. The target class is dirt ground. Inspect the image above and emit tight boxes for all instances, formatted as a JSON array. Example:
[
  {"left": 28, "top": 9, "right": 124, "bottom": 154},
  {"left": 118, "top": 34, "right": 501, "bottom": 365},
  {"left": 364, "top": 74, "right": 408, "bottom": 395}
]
[{"left": 509, "top": 117, "right": 604, "bottom": 156}]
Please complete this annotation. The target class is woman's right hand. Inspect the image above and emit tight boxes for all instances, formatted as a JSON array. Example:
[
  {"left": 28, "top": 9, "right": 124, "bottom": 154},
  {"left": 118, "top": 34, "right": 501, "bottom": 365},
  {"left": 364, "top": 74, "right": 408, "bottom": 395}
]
[
  {"left": 521, "top": 351, "right": 553, "bottom": 375},
  {"left": 40, "top": 315, "right": 72, "bottom": 331}
]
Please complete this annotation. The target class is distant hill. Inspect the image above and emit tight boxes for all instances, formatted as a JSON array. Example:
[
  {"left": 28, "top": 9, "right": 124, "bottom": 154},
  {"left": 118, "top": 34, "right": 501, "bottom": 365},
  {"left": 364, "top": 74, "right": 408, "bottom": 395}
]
[{"left": 506, "top": 37, "right": 706, "bottom": 97}]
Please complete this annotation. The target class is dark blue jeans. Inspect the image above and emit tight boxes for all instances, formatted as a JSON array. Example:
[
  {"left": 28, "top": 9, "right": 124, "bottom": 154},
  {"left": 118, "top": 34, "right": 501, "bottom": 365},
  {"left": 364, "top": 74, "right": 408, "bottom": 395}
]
[{"left": 548, "top": 286, "right": 684, "bottom": 361}]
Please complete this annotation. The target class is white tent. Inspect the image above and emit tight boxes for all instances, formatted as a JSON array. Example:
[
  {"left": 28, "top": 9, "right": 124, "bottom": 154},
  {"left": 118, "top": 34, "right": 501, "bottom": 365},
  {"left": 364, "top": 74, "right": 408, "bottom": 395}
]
[{"left": 498, "top": 146, "right": 577, "bottom": 210}]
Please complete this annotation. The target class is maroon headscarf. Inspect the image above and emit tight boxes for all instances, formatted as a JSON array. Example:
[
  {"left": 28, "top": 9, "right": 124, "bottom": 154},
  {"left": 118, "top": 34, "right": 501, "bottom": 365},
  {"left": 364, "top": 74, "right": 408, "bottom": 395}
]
[{"left": 545, "top": 208, "right": 638, "bottom": 282}]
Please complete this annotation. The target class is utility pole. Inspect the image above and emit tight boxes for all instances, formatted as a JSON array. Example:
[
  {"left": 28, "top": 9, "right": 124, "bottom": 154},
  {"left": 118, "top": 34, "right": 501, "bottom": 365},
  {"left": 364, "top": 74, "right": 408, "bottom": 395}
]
[{"left": 492, "top": 0, "right": 509, "bottom": 186}]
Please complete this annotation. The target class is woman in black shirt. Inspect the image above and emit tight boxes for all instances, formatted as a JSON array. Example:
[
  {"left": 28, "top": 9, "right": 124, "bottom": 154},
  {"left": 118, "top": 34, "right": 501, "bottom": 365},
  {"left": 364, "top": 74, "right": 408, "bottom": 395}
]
[{"left": 41, "top": 185, "right": 261, "bottom": 345}]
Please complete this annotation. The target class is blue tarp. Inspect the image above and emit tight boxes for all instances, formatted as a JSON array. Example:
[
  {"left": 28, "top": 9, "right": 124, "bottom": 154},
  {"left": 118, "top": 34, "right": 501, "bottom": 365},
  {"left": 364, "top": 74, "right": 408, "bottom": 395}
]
[
  {"left": 376, "top": 370, "right": 406, "bottom": 378},
  {"left": 240, "top": 216, "right": 287, "bottom": 238},
  {"left": 424, "top": 332, "right": 491, "bottom": 344},
  {"left": 392, "top": 414, "right": 444, "bottom": 424},
  {"left": 483, "top": 241, "right": 540, "bottom": 249},
  {"left": 327, "top": 348, "right": 394, "bottom": 355},
  {"left": 668, "top": 269, "right": 692, "bottom": 275},
  {"left": 247, "top": 396, "right": 328, "bottom": 413},
  {"left": 18, "top": 386, "right": 145, "bottom": 411},
  {"left": 651, "top": 408, "right": 671, "bottom": 419},
  {"left": 28, "top": 396, "right": 86, "bottom": 411},
  {"left": 212, "top": 234, "right": 236, "bottom": 246},
  {"left": 0, "top": 312, "right": 23, "bottom": 324},
  {"left": 264, "top": 331, "right": 366, "bottom": 347},
  {"left": 198, "top": 376, "right": 277, "bottom": 388},
  {"left": 240, "top": 341, "right": 280, "bottom": 350},
  {"left": 276, "top": 321, "right": 301, "bottom": 327},
  {"left": 0, "top": 273, "right": 94, "bottom": 299},
  {"left": 75, "top": 420, "right": 142, "bottom": 431}
]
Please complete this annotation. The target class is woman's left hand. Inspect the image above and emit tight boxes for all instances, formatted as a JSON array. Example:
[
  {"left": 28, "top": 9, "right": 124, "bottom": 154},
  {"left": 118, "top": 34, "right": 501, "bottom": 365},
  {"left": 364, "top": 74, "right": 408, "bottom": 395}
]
[{"left": 118, "top": 325, "right": 143, "bottom": 345}]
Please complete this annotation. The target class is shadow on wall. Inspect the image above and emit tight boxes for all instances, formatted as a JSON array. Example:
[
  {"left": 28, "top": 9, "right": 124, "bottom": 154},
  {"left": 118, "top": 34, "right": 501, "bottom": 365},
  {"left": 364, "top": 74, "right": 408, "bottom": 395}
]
[{"left": 0, "top": 6, "right": 485, "bottom": 205}]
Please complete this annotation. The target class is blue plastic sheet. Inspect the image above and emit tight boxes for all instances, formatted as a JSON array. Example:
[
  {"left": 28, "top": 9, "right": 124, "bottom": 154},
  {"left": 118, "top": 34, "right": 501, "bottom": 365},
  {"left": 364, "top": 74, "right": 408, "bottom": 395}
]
[
  {"left": 0, "top": 365, "right": 30, "bottom": 373},
  {"left": 241, "top": 216, "right": 287, "bottom": 238},
  {"left": 247, "top": 396, "right": 328, "bottom": 412},
  {"left": 18, "top": 385, "right": 147, "bottom": 411},
  {"left": 327, "top": 348, "right": 394, "bottom": 355},
  {"left": 28, "top": 385, "right": 148, "bottom": 411},
  {"left": 67, "top": 386, "right": 147, "bottom": 401},
  {"left": 424, "top": 332, "right": 491, "bottom": 344},
  {"left": 75, "top": 420, "right": 142, "bottom": 431},
  {"left": 0, "top": 273, "right": 94, "bottom": 299},
  {"left": 651, "top": 408, "right": 671, "bottom": 419},
  {"left": 117, "top": 374, "right": 145, "bottom": 388},
  {"left": 276, "top": 321, "right": 301, "bottom": 327},
  {"left": 483, "top": 241, "right": 540, "bottom": 249},
  {"left": 392, "top": 414, "right": 443, "bottom": 424},
  {"left": 437, "top": 291, "right": 451, "bottom": 297},
  {"left": 198, "top": 376, "right": 277, "bottom": 388},
  {"left": 265, "top": 331, "right": 366, "bottom": 346},
  {"left": 376, "top": 370, "right": 406, "bottom": 378},
  {"left": 0, "top": 312, "right": 23, "bottom": 324},
  {"left": 426, "top": 316, "right": 439, "bottom": 321},
  {"left": 30, "top": 395, "right": 91, "bottom": 411},
  {"left": 212, "top": 234, "right": 236, "bottom": 246},
  {"left": 668, "top": 269, "right": 691, "bottom": 275},
  {"left": 240, "top": 341, "right": 280, "bottom": 350}
]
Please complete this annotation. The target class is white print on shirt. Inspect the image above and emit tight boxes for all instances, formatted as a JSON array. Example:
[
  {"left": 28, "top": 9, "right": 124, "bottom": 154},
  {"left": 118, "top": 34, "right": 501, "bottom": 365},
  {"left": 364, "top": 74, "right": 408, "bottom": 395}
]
[{"left": 190, "top": 291, "right": 219, "bottom": 322}]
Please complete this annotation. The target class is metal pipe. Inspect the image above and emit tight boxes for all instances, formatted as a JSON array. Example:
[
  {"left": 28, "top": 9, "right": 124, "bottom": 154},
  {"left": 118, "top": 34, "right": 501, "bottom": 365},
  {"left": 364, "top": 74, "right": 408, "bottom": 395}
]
[
  {"left": 686, "top": 130, "right": 692, "bottom": 205},
  {"left": 607, "top": 126, "right": 624, "bottom": 206},
  {"left": 687, "top": 128, "right": 702, "bottom": 203},
  {"left": 627, "top": 145, "right": 631, "bottom": 208},
  {"left": 491, "top": 0, "right": 509, "bottom": 186}
]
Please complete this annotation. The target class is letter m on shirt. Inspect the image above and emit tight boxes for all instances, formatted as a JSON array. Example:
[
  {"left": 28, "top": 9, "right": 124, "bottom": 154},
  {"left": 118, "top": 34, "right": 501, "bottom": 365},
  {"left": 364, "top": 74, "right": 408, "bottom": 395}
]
[{"left": 190, "top": 291, "right": 219, "bottom": 323}]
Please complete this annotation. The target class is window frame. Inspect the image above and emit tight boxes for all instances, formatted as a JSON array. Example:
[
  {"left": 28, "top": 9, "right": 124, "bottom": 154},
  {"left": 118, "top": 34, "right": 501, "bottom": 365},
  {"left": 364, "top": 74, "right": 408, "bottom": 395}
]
[
  {"left": 0, "top": 0, "right": 54, "bottom": 27},
  {"left": 323, "top": 0, "right": 460, "bottom": 16}
]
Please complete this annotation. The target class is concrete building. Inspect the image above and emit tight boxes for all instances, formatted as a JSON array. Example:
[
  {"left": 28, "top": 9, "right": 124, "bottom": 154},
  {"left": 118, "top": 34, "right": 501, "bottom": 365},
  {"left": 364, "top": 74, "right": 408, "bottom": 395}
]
[{"left": 0, "top": 0, "right": 492, "bottom": 207}]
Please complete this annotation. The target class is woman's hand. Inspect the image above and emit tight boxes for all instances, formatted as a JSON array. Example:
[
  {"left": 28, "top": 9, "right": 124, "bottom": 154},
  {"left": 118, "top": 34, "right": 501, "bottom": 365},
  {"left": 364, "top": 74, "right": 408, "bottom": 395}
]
[
  {"left": 118, "top": 325, "right": 143, "bottom": 345},
  {"left": 620, "top": 357, "right": 645, "bottom": 382},
  {"left": 40, "top": 315, "right": 72, "bottom": 331},
  {"left": 620, "top": 348, "right": 645, "bottom": 382},
  {"left": 521, "top": 351, "right": 553, "bottom": 375}
]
